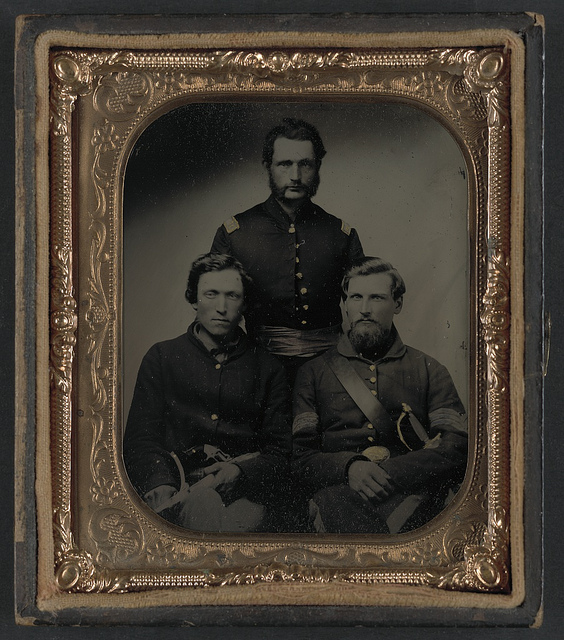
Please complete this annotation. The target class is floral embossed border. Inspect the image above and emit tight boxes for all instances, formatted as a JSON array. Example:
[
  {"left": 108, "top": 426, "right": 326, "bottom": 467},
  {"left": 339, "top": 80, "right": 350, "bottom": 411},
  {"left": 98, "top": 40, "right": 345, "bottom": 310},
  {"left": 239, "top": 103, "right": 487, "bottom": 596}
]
[{"left": 38, "top": 26, "right": 524, "bottom": 610}]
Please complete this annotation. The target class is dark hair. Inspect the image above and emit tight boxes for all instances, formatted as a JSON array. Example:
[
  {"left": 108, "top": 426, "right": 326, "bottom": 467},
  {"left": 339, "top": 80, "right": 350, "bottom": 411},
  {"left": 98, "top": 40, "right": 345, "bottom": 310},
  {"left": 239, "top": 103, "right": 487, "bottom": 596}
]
[
  {"left": 185, "top": 253, "right": 253, "bottom": 304},
  {"left": 342, "top": 257, "right": 406, "bottom": 301},
  {"left": 262, "top": 118, "right": 326, "bottom": 167}
]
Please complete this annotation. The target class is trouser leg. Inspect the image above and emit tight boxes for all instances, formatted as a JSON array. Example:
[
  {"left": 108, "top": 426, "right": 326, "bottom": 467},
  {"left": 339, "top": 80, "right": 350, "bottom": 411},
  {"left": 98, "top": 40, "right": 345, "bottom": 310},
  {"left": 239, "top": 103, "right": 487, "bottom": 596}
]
[
  {"left": 220, "top": 498, "right": 265, "bottom": 532},
  {"left": 310, "top": 485, "right": 389, "bottom": 534},
  {"left": 175, "top": 486, "right": 224, "bottom": 531},
  {"left": 175, "top": 485, "right": 265, "bottom": 532}
]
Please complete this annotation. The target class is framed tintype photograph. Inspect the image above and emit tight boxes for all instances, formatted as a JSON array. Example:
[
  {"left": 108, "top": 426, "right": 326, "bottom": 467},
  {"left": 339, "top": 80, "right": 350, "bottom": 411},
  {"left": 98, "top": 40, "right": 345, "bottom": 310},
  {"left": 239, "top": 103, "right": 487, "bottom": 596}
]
[{"left": 15, "top": 12, "right": 544, "bottom": 626}]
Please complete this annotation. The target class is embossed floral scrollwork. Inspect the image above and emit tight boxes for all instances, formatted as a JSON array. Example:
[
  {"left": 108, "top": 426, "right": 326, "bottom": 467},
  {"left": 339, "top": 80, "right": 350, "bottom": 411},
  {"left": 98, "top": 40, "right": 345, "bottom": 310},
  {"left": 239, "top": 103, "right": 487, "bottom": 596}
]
[
  {"left": 376, "top": 545, "right": 445, "bottom": 569},
  {"left": 467, "top": 51, "right": 506, "bottom": 90},
  {"left": 208, "top": 562, "right": 348, "bottom": 587},
  {"left": 474, "top": 483, "right": 489, "bottom": 512},
  {"left": 267, "top": 51, "right": 292, "bottom": 73},
  {"left": 54, "top": 508, "right": 133, "bottom": 593},
  {"left": 55, "top": 552, "right": 132, "bottom": 593},
  {"left": 93, "top": 68, "right": 153, "bottom": 121},
  {"left": 92, "top": 121, "right": 120, "bottom": 155},
  {"left": 443, "top": 518, "right": 488, "bottom": 563},
  {"left": 428, "top": 48, "right": 506, "bottom": 127},
  {"left": 86, "top": 117, "right": 113, "bottom": 421},
  {"left": 145, "top": 539, "right": 207, "bottom": 566},
  {"left": 428, "top": 47, "right": 506, "bottom": 94},
  {"left": 410, "top": 70, "right": 447, "bottom": 97},
  {"left": 426, "top": 542, "right": 508, "bottom": 592},
  {"left": 85, "top": 303, "right": 109, "bottom": 328},
  {"left": 88, "top": 508, "right": 144, "bottom": 565},
  {"left": 465, "top": 51, "right": 509, "bottom": 128},
  {"left": 144, "top": 540, "right": 208, "bottom": 566},
  {"left": 208, "top": 50, "right": 269, "bottom": 78},
  {"left": 51, "top": 50, "right": 156, "bottom": 135},
  {"left": 428, "top": 48, "right": 481, "bottom": 74},
  {"left": 465, "top": 547, "right": 508, "bottom": 590},
  {"left": 46, "top": 44, "right": 513, "bottom": 593},
  {"left": 50, "top": 90, "right": 77, "bottom": 138},
  {"left": 446, "top": 76, "right": 488, "bottom": 125},
  {"left": 476, "top": 126, "right": 490, "bottom": 157},
  {"left": 146, "top": 539, "right": 180, "bottom": 565},
  {"left": 154, "top": 70, "right": 187, "bottom": 94},
  {"left": 51, "top": 305, "right": 77, "bottom": 363},
  {"left": 481, "top": 249, "right": 510, "bottom": 392},
  {"left": 53, "top": 55, "right": 92, "bottom": 89},
  {"left": 90, "top": 476, "right": 120, "bottom": 506},
  {"left": 50, "top": 55, "right": 95, "bottom": 137},
  {"left": 50, "top": 246, "right": 77, "bottom": 394},
  {"left": 204, "top": 49, "right": 357, "bottom": 87},
  {"left": 426, "top": 507, "right": 508, "bottom": 592}
]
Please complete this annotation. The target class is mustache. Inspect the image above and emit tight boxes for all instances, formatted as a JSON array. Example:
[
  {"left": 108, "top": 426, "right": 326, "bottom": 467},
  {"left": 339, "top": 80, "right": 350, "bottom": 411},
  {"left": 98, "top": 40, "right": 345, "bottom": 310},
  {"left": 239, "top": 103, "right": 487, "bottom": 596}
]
[
  {"left": 351, "top": 318, "right": 380, "bottom": 327},
  {"left": 268, "top": 171, "right": 320, "bottom": 199}
]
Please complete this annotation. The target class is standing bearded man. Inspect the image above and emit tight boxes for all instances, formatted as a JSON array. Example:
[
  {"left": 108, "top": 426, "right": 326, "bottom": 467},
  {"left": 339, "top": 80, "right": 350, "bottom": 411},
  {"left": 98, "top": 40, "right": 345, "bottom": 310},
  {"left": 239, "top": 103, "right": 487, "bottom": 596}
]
[
  {"left": 292, "top": 257, "right": 468, "bottom": 534},
  {"left": 211, "top": 118, "right": 364, "bottom": 385}
]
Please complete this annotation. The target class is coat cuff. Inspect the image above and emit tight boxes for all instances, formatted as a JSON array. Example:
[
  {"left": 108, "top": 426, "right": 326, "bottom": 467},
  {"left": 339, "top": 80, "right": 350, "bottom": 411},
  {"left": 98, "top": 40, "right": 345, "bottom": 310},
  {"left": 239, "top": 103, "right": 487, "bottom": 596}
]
[{"left": 317, "top": 452, "right": 368, "bottom": 488}]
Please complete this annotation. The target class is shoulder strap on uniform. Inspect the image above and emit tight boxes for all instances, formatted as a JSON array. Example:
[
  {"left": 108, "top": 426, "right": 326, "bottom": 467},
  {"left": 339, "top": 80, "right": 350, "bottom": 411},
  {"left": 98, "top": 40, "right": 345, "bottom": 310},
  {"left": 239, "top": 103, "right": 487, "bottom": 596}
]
[
  {"left": 223, "top": 216, "right": 240, "bottom": 234},
  {"left": 324, "top": 351, "right": 430, "bottom": 447},
  {"left": 322, "top": 351, "right": 432, "bottom": 533},
  {"left": 341, "top": 219, "right": 352, "bottom": 236},
  {"left": 323, "top": 350, "right": 393, "bottom": 430}
]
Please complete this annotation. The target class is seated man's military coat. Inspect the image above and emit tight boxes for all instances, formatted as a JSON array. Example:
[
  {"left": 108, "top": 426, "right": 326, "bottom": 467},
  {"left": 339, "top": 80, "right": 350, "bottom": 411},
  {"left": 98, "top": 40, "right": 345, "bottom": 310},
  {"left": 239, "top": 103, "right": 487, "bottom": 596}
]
[
  {"left": 292, "top": 329, "right": 468, "bottom": 533},
  {"left": 124, "top": 324, "right": 291, "bottom": 513}
]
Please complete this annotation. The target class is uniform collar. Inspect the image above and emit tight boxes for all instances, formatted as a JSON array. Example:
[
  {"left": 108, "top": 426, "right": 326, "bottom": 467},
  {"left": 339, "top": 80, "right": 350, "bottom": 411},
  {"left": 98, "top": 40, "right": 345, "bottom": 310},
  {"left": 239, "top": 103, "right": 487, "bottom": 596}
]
[
  {"left": 263, "top": 193, "right": 317, "bottom": 225},
  {"left": 336, "top": 325, "right": 406, "bottom": 363},
  {"left": 187, "top": 321, "right": 247, "bottom": 360}
]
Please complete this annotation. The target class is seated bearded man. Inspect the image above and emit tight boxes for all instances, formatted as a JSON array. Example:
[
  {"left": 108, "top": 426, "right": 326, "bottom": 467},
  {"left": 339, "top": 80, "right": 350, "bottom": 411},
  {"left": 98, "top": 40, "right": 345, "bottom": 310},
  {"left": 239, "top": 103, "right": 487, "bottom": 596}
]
[
  {"left": 292, "top": 257, "right": 468, "bottom": 534},
  {"left": 124, "top": 253, "right": 291, "bottom": 532}
]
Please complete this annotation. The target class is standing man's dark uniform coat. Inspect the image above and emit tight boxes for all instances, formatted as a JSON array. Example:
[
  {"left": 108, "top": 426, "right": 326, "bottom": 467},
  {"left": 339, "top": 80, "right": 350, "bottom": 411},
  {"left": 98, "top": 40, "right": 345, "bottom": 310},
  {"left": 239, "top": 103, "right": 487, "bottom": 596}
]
[{"left": 211, "top": 195, "right": 364, "bottom": 341}]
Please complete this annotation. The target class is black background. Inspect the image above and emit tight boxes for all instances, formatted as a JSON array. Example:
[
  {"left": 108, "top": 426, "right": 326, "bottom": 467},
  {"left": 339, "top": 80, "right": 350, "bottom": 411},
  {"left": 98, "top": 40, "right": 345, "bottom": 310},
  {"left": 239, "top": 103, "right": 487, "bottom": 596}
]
[{"left": 2, "top": 1, "right": 562, "bottom": 637}]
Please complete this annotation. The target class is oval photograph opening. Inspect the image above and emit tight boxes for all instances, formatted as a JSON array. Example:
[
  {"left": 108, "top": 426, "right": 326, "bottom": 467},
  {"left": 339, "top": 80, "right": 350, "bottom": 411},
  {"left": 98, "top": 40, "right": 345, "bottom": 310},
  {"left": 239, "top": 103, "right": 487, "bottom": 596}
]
[{"left": 122, "top": 102, "right": 469, "bottom": 536}]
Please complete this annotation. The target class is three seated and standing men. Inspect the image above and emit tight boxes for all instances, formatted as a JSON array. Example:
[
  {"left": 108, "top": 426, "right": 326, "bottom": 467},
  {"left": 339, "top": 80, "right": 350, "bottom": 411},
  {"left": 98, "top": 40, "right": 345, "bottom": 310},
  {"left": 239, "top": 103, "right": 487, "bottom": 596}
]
[{"left": 124, "top": 118, "right": 467, "bottom": 534}]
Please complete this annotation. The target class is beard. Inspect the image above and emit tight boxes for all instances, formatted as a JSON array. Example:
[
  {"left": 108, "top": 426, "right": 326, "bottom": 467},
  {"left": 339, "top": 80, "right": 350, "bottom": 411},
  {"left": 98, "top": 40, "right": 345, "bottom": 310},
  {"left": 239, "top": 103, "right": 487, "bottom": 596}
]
[
  {"left": 348, "top": 320, "right": 391, "bottom": 359},
  {"left": 268, "top": 171, "right": 320, "bottom": 204}
]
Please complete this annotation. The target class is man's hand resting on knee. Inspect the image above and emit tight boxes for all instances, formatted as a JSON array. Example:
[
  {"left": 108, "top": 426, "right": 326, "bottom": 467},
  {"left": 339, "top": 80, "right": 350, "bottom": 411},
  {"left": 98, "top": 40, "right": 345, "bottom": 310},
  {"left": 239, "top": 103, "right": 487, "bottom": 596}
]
[{"left": 347, "top": 460, "right": 394, "bottom": 502}]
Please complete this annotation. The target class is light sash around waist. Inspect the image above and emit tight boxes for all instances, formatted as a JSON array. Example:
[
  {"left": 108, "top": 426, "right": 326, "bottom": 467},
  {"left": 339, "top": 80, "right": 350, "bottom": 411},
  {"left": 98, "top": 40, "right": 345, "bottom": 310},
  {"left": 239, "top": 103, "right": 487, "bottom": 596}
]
[{"left": 255, "top": 324, "right": 341, "bottom": 357}]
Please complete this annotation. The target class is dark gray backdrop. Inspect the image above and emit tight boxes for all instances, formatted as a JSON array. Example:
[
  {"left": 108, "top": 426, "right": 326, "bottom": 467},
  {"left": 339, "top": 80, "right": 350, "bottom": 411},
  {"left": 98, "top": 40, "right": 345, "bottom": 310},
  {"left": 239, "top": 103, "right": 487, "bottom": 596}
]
[
  {"left": 4, "top": 2, "right": 562, "bottom": 638},
  {"left": 123, "top": 102, "right": 468, "bottom": 416}
]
